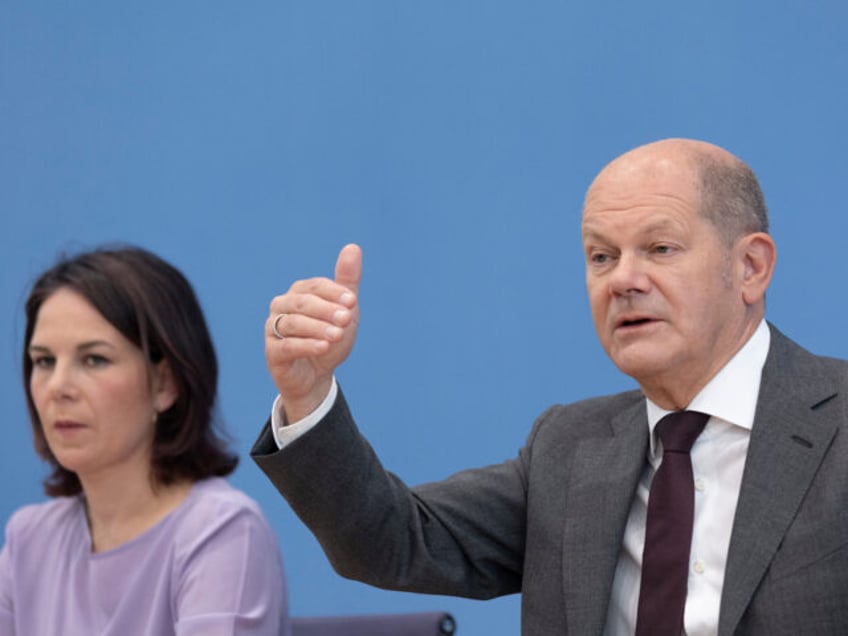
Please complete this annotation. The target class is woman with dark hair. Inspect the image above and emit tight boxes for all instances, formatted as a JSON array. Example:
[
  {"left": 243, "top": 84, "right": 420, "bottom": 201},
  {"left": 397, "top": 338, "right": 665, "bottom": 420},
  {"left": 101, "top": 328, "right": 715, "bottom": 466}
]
[{"left": 0, "top": 245, "right": 288, "bottom": 635}]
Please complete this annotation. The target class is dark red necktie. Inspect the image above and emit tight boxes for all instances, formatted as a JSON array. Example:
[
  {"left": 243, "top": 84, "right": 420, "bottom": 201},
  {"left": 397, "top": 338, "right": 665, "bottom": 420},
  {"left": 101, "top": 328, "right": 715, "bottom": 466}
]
[{"left": 635, "top": 410, "right": 709, "bottom": 636}]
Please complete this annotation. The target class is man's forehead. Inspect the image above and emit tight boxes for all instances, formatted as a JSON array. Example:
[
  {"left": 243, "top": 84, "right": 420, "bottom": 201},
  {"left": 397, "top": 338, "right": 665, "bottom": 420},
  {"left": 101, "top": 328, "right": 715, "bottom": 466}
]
[
  {"left": 583, "top": 176, "right": 699, "bottom": 218},
  {"left": 584, "top": 203, "right": 684, "bottom": 224},
  {"left": 584, "top": 152, "right": 699, "bottom": 218}
]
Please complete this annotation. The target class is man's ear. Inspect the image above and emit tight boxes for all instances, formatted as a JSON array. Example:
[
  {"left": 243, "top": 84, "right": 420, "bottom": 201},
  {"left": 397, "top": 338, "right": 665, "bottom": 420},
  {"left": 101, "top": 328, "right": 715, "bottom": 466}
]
[
  {"left": 738, "top": 232, "right": 777, "bottom": 305},
  {"left": 152, "top": 359, "right": 179, "bottom": 414}
]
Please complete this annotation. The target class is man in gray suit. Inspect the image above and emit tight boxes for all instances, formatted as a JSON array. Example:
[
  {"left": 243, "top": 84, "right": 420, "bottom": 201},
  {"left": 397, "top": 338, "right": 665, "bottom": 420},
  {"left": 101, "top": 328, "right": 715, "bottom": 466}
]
[{"left": 252, "top": 138, "right": 848, "bottom": 635}]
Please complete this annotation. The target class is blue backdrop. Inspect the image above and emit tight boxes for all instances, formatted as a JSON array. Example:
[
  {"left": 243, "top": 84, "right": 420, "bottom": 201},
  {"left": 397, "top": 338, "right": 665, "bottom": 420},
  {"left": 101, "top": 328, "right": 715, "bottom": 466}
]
[{"left": 2, "top": 3, "right": 847, "bottom": 633}]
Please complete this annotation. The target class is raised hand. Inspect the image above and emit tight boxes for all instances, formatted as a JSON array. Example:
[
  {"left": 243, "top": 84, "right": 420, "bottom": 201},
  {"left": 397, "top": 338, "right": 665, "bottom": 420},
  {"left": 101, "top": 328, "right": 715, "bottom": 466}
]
[{"left": 265, "top": 244, "right": 362, "bottom": 423}]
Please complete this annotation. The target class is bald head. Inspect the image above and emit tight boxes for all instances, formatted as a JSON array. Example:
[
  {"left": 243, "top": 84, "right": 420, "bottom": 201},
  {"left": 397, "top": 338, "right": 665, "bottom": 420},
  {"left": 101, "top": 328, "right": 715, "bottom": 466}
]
[{"left": 586, "top": 138, "right": 768, "bottom": 246}]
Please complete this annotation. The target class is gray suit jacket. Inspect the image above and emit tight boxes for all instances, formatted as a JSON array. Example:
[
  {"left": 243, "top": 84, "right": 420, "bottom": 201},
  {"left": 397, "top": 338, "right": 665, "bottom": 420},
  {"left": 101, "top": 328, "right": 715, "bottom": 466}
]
[{"left": 252, "top": 326, "right": 848, "bottom": 635}]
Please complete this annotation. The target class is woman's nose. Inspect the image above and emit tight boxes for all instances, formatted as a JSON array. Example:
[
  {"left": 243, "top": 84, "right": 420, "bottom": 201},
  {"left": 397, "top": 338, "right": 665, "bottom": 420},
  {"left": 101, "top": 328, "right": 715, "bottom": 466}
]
[{"left": 45, "top": 360, "right": 79, "bottom": 400}]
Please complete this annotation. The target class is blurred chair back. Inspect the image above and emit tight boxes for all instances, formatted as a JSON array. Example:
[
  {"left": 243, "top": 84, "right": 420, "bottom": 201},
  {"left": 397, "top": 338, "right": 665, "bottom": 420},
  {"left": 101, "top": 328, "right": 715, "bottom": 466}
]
[{"left": 290, "top": 610, "right": 456, "bottom": 636}]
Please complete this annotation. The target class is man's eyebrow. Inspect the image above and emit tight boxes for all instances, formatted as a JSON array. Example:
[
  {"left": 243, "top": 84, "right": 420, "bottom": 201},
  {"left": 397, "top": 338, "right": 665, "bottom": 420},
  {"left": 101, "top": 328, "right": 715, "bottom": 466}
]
[{"left": 581, "top": 226, "right": 608, "bottom": 241}]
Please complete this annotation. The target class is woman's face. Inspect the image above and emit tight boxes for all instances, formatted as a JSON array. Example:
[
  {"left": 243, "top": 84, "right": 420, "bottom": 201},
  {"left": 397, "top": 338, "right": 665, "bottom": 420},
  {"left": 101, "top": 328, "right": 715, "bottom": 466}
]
[{"left": 27, "top": 288, "right": 176, "bottom": 484}]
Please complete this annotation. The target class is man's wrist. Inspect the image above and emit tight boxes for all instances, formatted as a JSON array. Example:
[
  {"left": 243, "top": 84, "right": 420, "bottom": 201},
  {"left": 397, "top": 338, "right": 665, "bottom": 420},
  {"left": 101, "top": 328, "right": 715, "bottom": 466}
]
[{"left": 271, "top": 378, "right": 338, "bottom": 449}]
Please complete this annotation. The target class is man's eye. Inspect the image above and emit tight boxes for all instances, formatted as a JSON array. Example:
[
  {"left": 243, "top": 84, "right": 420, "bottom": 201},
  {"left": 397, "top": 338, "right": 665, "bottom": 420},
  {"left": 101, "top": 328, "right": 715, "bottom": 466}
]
[{"left": 591, "top": 253, "right": 609, "bottom": 264}]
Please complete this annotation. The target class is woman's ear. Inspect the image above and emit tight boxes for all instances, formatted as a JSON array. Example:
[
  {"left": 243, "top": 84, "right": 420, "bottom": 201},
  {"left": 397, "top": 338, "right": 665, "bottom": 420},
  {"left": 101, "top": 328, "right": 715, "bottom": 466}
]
[
  {"left": 738, "top": 232, "right": 777, "bottom": 305},
  {"left": 152, "top": 359, "right": 179, "bottom": 414}
]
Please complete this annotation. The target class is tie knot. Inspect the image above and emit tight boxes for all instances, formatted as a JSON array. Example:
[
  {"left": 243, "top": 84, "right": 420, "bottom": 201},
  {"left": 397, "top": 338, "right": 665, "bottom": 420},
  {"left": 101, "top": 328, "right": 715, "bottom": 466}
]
[{"left": 656, "top": 410, "right": 709, "bottom": 453}]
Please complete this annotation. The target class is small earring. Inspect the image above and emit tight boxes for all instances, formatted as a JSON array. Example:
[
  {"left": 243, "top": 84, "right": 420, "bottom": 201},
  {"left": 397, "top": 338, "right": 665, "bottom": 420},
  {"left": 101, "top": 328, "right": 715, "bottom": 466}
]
[{"left": 152, "top": 411, "right": 159, "bottom": 424}]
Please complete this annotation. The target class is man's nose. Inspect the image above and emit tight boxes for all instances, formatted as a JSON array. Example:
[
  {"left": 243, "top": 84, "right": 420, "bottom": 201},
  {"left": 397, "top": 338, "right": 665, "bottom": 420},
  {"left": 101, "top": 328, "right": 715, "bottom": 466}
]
[{"left": 608, "top": 253, "right": 651, "bottom": 296}]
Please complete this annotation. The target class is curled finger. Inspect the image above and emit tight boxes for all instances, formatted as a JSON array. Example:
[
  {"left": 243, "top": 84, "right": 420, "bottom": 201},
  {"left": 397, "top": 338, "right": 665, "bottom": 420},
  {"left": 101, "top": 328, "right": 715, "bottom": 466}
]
[{"left": 265, "top": 312, "right": 345, "bottom": 344}]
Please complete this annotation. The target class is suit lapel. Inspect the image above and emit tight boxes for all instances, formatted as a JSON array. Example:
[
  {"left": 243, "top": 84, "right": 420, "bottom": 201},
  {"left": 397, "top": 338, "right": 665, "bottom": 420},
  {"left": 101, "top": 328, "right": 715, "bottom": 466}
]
[
  {"left": 562, "top": 400, "right": 648, "bottom": 635},
  {"left": 718, "top": 329, "right": 841, "bottom": 636}
]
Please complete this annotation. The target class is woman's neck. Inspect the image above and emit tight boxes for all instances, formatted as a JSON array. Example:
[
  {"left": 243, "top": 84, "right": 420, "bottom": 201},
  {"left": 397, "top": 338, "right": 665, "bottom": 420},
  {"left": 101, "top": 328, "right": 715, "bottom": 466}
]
[{"left": 81, "top": 467, "right": 193, "bottom": 553}]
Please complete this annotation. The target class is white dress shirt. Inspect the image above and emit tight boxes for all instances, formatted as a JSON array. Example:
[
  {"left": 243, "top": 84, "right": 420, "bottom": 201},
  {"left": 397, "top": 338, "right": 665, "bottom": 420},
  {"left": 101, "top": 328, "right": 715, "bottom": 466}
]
[
  {"left": 270, "top": 379, "right": 338, "bottom": 448},
  {"left": 604, "top": 319, "right": 770, "bottom": 636},
  {"left": 272, "top": 321, "right": 771, "bottom": 636}
]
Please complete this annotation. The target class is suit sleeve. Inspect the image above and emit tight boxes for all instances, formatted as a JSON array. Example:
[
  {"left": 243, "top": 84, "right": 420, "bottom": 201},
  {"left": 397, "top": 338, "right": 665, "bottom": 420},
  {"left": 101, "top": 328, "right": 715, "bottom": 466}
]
[{"left": 251, "top": 387, "right": 528, "bottom": 600}]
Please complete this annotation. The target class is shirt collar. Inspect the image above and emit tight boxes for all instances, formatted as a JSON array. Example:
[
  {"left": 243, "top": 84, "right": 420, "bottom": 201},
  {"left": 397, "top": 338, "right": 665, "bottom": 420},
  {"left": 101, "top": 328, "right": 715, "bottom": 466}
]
[{"left": 645, "top": 319, "right": 770, "bottom": 454}]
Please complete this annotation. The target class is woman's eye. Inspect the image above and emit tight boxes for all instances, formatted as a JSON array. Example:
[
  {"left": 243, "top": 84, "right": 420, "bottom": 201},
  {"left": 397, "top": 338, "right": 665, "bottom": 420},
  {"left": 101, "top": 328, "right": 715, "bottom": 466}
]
[
  {"left": 83, "top": 354, "right": 110, "bottom": 367},
  {"left": 32, "top": 356, "right": 55, "bottom": 369}
]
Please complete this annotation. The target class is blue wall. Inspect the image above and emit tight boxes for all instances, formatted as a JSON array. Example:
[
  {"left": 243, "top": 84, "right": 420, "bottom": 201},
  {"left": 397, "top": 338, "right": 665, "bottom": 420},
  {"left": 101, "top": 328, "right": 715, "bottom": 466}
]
[{"left": 2, "top": 3, "right": 847, "bottom": 633}]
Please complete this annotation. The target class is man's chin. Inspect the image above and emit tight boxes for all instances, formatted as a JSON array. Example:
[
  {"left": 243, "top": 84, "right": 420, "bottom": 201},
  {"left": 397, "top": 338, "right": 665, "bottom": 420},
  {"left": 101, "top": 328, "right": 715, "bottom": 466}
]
[{"left": 609, "top": 350, "right": 669, "bottom": 383}]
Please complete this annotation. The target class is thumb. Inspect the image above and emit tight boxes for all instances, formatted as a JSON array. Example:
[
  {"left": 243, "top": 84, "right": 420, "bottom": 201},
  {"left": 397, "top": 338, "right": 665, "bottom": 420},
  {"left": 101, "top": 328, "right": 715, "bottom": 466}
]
[{"left": 335, "top": 243, "right": 362, "bottom": 295}]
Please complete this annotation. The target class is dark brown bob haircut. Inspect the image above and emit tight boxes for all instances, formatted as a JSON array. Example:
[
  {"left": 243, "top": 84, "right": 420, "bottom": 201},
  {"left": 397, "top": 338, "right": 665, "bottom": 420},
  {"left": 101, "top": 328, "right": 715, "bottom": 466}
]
[{"left": 22, "top": 245, "right": 238, "bottom": 497}]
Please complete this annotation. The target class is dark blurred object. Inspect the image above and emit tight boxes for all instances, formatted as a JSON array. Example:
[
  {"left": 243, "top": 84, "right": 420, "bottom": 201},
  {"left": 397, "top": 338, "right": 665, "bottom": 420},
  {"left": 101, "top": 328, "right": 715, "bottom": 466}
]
[{"left": 291, "top": 610, "right": 456, "bottom": 635}]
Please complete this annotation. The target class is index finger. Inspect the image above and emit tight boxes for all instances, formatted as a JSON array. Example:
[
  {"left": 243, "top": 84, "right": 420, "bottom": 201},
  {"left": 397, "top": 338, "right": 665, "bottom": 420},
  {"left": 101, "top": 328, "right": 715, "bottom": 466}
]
[{"left": 269, "top": 281, "right": 353, "bottom": 325}]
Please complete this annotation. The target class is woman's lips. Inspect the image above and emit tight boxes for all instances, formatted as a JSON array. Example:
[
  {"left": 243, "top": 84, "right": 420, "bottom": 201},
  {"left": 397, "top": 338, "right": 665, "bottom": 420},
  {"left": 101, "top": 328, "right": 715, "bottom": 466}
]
[{"left": 54, "top": 419, "right": 86, "bottom": 430}]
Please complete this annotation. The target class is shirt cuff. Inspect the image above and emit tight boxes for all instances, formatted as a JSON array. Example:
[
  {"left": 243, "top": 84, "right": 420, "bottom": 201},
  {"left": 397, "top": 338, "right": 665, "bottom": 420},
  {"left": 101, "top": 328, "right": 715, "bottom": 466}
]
[{"left": 270, "top": 378, "right": 339, "bottom": 449}]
